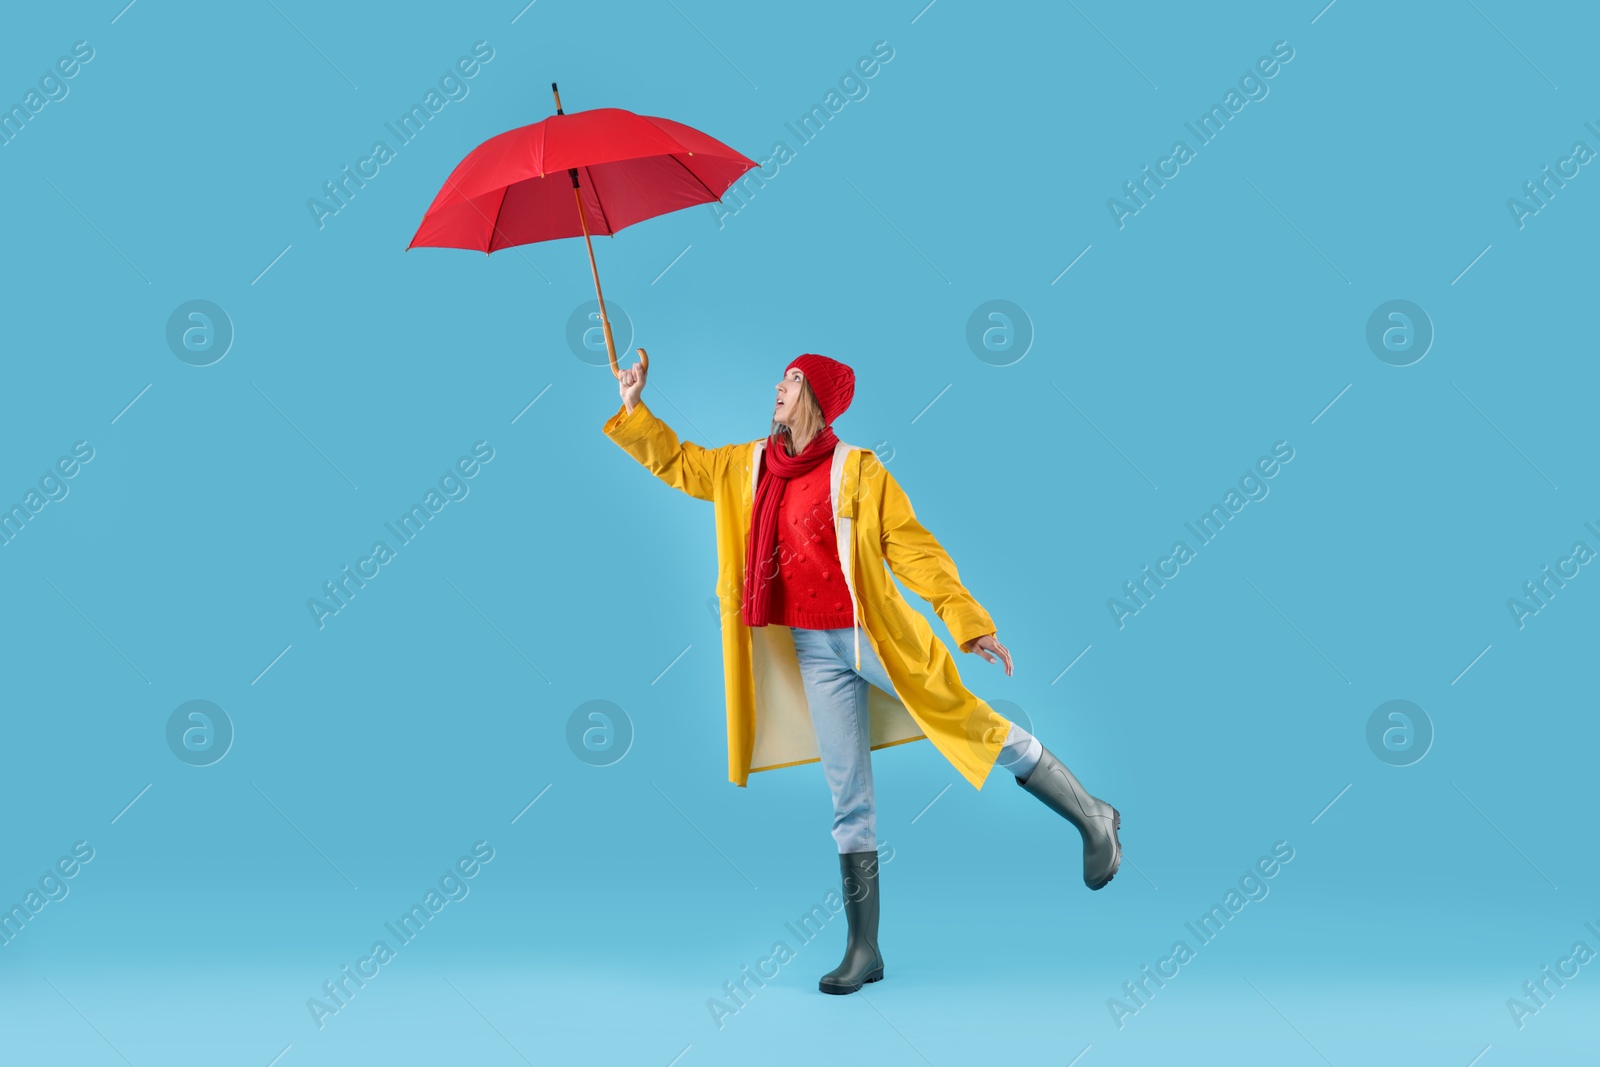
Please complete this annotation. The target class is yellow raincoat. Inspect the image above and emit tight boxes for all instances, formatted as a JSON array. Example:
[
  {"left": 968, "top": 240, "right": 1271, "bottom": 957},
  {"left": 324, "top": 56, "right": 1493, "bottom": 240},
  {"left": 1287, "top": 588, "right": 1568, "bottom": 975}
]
[{"left": 603, "top": 400, "right": 1015, "bottom": 791}]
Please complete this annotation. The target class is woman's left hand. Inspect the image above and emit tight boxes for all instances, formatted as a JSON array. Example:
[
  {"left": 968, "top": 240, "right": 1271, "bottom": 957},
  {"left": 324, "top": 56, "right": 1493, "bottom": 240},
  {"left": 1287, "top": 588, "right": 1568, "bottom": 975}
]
[{"left": 961, "top": 633, "right": 1012, "bottom": 676}]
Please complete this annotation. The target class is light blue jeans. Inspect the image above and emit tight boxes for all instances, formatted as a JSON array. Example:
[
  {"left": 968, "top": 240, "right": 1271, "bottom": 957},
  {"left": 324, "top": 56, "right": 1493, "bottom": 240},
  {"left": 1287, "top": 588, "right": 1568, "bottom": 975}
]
[{"left": 790, "top": 625, "right": 1042, "bottom": 854}]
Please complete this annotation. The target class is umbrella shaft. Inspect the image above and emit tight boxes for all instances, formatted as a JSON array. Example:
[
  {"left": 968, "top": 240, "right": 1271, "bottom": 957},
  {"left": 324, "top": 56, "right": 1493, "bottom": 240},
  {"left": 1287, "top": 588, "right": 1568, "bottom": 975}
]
[{"left": 571, "top": 180, "right": 620, "bottom": 376}]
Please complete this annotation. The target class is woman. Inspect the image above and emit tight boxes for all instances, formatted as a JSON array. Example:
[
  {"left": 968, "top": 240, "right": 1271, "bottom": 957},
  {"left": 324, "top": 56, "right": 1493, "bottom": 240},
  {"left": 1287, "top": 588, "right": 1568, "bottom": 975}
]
[{"left": 602, "top": 349, "right": 1121, "bottom": 995}]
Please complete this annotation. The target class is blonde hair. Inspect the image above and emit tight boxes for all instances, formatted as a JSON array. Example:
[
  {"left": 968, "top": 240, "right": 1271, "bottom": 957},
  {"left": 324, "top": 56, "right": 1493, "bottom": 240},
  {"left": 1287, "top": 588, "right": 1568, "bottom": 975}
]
[{"left": 771, "top": 379, "right": 826, "bottom": 456}]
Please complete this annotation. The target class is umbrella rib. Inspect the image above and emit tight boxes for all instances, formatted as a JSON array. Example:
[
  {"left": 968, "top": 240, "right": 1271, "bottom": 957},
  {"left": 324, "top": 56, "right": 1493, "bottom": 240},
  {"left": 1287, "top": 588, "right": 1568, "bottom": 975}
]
[
  {"left": 667, "top": 152, "right": 731, "bottom": 204},
  {"left": 487, "top": 183, "right": 512, "bottom": 251},
  {"left": 442, "top": 173, "right": 514, "bottom": 251},
  {"left": 582, "top": 165, "right": 615, "bottom": 234}
]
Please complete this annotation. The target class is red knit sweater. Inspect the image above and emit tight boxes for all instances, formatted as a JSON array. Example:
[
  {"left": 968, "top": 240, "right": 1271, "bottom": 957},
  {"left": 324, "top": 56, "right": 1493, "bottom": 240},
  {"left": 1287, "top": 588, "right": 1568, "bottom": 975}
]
[{"left": 767, "top": 457, "right": 854, "bottom": 629}]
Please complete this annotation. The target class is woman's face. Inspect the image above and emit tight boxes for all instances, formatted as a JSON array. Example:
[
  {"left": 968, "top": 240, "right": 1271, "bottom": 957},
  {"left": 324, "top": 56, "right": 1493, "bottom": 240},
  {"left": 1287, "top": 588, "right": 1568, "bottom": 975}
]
[{"left": 774, "top": 366, "right": 804, "bottom": 427}]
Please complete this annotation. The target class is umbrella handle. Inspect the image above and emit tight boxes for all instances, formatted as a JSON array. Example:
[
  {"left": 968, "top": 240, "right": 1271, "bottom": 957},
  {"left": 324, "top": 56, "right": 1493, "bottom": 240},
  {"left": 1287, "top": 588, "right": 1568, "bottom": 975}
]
[{"left": 613, "top": 346, "right": 649, "bottom": 381}]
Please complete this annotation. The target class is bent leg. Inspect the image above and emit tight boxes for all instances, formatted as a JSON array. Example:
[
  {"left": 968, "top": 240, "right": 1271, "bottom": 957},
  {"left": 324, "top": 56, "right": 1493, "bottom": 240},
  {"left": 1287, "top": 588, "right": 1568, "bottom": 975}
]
[
  {"left": 997, "top": 721, "right": 1042, "bottom": 779},
  {"left": 844, "top": 626, "right": 1040, "bottom": 781}
]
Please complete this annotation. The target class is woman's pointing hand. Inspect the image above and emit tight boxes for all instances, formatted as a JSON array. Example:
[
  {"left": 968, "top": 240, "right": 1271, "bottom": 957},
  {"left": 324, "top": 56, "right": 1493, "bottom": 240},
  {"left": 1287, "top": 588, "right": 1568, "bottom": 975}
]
[{"left": 961, "top": 633, "right": 1012, "bottom": 676}]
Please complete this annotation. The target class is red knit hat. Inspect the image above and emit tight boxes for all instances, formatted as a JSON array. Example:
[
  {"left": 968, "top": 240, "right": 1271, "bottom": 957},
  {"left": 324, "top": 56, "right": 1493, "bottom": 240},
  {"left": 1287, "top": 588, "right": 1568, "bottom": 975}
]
[{"left": 786, "top": 353, "right": 855, "bottom": 426}]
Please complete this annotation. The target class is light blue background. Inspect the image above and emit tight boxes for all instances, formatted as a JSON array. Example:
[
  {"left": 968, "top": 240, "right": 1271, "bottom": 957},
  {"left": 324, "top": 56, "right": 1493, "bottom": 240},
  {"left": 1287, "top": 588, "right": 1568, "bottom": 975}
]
[{"left": 2, "top": 1, "right": 1595, "bottom": 1063}]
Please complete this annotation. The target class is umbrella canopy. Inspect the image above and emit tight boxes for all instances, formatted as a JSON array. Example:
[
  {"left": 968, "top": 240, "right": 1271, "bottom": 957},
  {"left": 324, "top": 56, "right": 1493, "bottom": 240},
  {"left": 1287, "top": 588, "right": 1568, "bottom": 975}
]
[
  {"left": 407, "top": 107, "right": 758, "bottom": 251},
  {"left": 409, "top": 92, "right": 757, "bottom": 378}
]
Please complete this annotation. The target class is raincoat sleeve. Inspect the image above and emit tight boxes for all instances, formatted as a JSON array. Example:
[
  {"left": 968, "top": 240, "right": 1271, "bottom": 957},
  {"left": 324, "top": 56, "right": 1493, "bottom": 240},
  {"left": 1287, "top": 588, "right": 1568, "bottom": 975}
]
[
  {"left": 877, "top": 466, "right": 996, "bottom": 651},
  {"left": 601, "top": 400, "right": 723, "bottom": 502}
]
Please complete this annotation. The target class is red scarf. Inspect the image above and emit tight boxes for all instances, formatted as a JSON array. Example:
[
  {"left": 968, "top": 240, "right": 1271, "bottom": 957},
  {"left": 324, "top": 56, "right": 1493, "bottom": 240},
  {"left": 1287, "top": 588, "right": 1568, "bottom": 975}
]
[{"left": 741, "top": 425, "right": 839, "bottom": 627}]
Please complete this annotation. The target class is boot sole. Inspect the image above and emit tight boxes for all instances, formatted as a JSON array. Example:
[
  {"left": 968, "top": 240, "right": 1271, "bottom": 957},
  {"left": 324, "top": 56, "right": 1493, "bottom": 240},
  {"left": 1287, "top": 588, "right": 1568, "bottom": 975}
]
[
  {"left": 819, "top": 968, "right": 884, "bottom": 995},
  {"left": 1087, "top": 808, "right": 1121, "bottom": 891}
]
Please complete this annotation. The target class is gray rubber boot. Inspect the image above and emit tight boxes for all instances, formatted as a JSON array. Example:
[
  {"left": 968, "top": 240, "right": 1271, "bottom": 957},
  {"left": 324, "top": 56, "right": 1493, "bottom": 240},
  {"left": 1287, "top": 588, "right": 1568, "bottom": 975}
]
[
  {"left": 818, "top": 849, "right": 884, "bottom": 994},
  {"left": 1015, "top": 744, "right": 1121, "bottom": 890}
]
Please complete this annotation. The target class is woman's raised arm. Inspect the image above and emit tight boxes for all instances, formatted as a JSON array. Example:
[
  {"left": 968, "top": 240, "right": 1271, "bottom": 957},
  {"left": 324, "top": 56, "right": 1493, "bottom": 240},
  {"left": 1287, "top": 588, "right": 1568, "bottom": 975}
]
[{"left": 602, "top": 348, "right": 723, "bottom": 502}]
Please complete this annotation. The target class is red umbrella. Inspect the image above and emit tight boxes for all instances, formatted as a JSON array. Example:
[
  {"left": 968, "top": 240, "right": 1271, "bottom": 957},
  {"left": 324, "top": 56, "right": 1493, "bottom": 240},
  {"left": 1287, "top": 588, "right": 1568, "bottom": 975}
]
[{"left": 408, "top": 84, "right": 758, "bottom": 378}]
